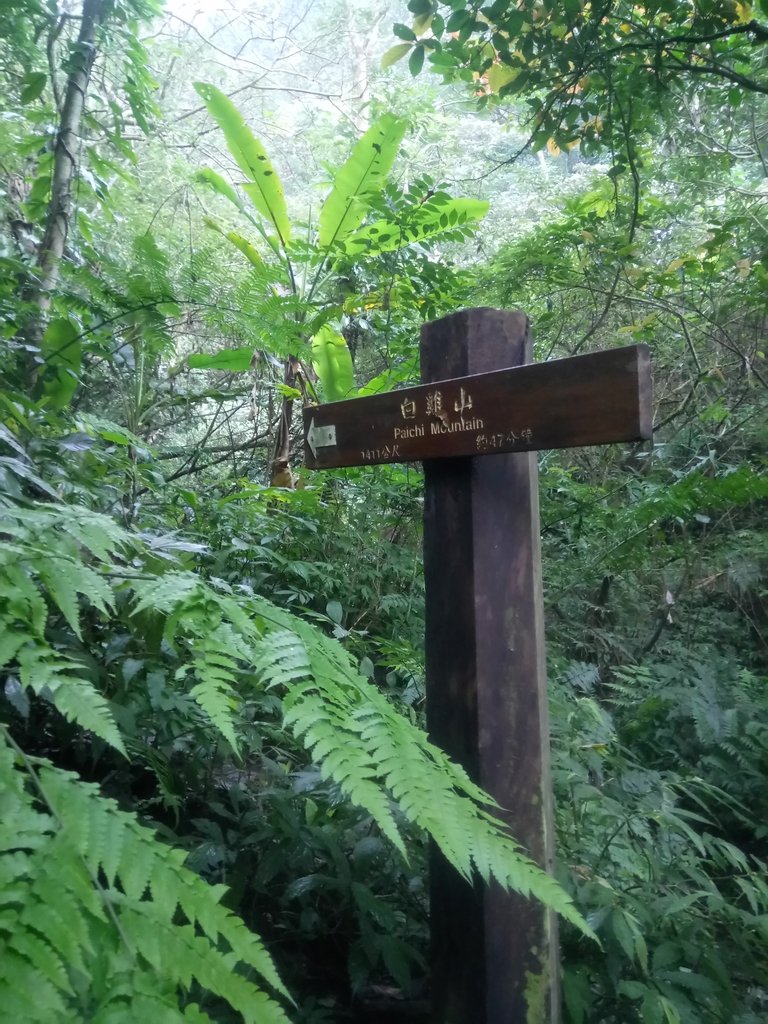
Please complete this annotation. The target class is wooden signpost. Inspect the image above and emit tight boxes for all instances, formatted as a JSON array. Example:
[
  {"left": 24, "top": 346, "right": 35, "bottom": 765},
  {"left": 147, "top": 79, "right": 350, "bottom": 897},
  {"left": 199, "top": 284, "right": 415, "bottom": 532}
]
[{"left": 302, "top": 308, "right": 652, "bottom": 1024}]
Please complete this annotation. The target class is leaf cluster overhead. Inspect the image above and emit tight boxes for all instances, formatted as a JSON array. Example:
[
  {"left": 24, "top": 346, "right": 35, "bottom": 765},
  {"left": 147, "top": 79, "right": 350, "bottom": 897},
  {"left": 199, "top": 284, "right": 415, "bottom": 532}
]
[{"left": 390, "top": 0, "right": 768, "bottom": 165}]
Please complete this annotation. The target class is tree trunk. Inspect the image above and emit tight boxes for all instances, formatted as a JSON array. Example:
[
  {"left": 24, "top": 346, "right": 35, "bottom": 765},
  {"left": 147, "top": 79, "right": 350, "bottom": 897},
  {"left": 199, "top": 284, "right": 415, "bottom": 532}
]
[
  {"left": 23, "top": 0, "right": 106, "bottom": 349},
  {"left": 269, "top": 355, "right": 300, "bottom": 487}
]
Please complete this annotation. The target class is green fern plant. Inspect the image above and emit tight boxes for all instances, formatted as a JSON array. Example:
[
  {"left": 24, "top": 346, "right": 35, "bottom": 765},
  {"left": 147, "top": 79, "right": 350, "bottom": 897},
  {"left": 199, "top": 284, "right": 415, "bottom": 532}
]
[
  {"left": 1, "top": 496, "right": 593, "bottom": 1017},
  {"left": 0, "top": 729, "right": 292, "bottom": 1023}
]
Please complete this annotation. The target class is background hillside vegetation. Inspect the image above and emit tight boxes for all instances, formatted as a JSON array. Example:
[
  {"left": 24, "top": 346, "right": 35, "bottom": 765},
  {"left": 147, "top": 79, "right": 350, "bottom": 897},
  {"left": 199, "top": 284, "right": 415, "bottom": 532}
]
[{"left": 1, "top": 1, "right": 766, "bottom": 1021}]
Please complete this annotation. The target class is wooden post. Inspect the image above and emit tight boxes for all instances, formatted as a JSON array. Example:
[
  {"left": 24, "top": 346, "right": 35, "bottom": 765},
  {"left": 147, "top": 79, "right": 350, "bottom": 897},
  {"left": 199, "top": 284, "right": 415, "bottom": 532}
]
[
  {"left": 302, "top": 309, "right": 651, "bottom": 1023},
  {"left": 421, "top": 309, "right": 558, "bottom": 1024}
]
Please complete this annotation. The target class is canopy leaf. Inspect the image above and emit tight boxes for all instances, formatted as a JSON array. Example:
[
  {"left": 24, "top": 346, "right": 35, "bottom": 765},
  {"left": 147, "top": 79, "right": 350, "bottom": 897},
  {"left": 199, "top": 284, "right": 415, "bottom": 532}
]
[
  {"left": 188, "top": 347, "right": 255, "bottom": 372},
  {"left": 193, "top": 83, "right": 291, "bottom": 246},
  {"left": 203, "top": 216, "right": 264, "bottom": 267},
  {"left": 317, "top": 113, "right": 407, "bottom": 248},
  {"left": 311, "top": 325, "right": 355, "bottom": 402},
  {"left": 343, "top": 197, "right": 489, "bottom": 256}
]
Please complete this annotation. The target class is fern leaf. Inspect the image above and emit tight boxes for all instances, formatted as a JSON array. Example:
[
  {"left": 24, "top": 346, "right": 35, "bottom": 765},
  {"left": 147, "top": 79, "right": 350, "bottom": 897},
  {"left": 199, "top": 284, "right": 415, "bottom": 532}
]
[
  {"left": 8, "top": 926, "right": 72, "bottom": 994},
  {"left": 0, "top": 626, "right": 26, "bottom": 670},
  {"left": 45, "top": 505, "right": 129, "bottom": 562},
  {"left": 38, "top": 561, "right": 83, "bottom": 637},
  {"left": 3, "top": 564, "right": 48, "bottom": 637},
  {"left": 0, "top": 952, "right": 67, "bottom": 1020},
  {"left": 18, "top": 646, "right": 125, "bottom": 755},
  {"left": 188, "top": 664, "right": 239, "bottom": 752},
  {"left": 20, "top": 899, "right": 90, "bottom": 977},
  {"left": 0, "top": 735, "right": 293, "bottom": 1021},
  {"left": 41, "top": 557, "right": 113, "bottom": 637},
  {"left": 254, "top": 628, "right": 311, "bottom": 688},
  {"left": 173, "top": 877, "right": 291, "bottom": 1000},
  {"left": 93, "top": 996, "right": 186, "bottom": 1024},
  {"left": 248, "top": 594, "right": 594, "bottom": 937},
  {"left": 131, "top": 572, "right": 201, "bottom": 616},
  {"left": 182, "top": 1004, "right": 214, "bottom": 1022}
]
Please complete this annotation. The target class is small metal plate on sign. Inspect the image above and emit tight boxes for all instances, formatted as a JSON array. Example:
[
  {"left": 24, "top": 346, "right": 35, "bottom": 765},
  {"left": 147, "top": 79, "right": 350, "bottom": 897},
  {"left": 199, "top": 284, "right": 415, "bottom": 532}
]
[
  {"left": 313, "top": 424, "right": 336, "bottom": 447},
  {"left": 306, "top": 418, "right": 338, "bottom": 459}
]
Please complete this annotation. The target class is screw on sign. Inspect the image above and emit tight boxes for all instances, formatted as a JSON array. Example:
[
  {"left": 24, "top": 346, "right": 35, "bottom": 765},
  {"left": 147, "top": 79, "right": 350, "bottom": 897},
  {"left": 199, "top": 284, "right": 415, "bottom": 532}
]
[{"left": 303, "top": 309, "right": 652, "bottom": 1024}]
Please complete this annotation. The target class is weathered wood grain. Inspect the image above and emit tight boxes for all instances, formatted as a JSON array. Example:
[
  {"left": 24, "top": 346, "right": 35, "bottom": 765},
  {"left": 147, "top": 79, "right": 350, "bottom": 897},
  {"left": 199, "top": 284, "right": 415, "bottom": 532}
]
[
  {"left": 303, "top": 339, "right": 651, "bottom": 470},
  {"left": 302, "top": 308, "right": 653, "bottom": 1023},
  {"left": 421, "top": 309, "right": 559, "bottom": 1024}
]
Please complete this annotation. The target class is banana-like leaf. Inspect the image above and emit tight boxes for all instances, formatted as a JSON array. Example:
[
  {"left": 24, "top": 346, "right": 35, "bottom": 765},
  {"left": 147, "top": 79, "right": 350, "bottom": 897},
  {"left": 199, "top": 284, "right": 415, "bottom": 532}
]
[
  {"left": 195, "top": 168, "right": 248, "bottom": 216},
  {"left": 311, "top": 325, "right": 355, "bottom": 402},
  {"left": 40, "top": 318, "right": 81, "bottom": 409},
  {"left": 194, "top": 82, "right": 291, "bottom": 246},
  {"left": 203, "top": 216, "right": 263, "bottom": 267},
  {"left": 317, "top": 114, "right": 407, "bottom": 249},
  {"left": 188, "top": 347, "right": 255, "bottom": 372},
  {"left": 343, "top": 197, "right": 489, "bottom": 256}
]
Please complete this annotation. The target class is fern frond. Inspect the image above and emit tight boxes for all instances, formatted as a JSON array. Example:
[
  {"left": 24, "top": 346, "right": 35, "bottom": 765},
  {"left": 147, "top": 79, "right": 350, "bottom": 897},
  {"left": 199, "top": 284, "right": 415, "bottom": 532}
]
[
  {"left": 0, "top": 625, "right": 27, "bottom": 670},
  {"left": 253, "top": 627, "right": 312, "bottom": 688},
  {"left": 2, "top": 562, "right": 48, "bottom": 637},
  {"left": 0, "top": 495, "right": 593, "bottom": 974},
  {"left": 17, "top": 645, "right": 125, "bottom": 754},
  {"left": 131, "top": 571, "right": 202, "bottom": 616},
  {"left": 35, "top": 504, "right": 130, "bottom": 563},
  {"left": 0, "top": 731, "right": 292, "bottom": 1022},
  {"left": 186, "top": 631, "right": 242, "bottom": 752},
  {"left": 0, "top": 951, "right": 68, "bottom": 1020},
  {"left": 247, "top": 595, "right": 593, "bottom": 937},
  {"left": 39, "top": 556, "right": 114, "bottom": 638}
]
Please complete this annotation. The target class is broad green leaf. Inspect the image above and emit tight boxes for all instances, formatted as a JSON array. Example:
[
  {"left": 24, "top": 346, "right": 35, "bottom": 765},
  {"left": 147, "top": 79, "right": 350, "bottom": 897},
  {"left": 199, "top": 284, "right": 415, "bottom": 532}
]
[
  {"left": 317, "top": 113, "right": 407, "bottom": 248},
  {"left": 203, "top": 216, "right": 263, "bottom": 267},
  {"left": 274, "top": 383, "right": 302, "bottom": 400},
  {"left": 658, "top": 997, "right": 682, "bottom": 1024},
  {"left": 224, "top": 232, "right": 263, "bottom": 267},
  {"left": 311, "top": 326, "right": 355, "bottom": 402},
  {"left": 20, "top": 72, "right": 47, "bottom": 104},
  {"left": 326, "top": 600, "right": 343, "bottom": 624},
  {"left": 409, "top": 45, "right": 425, "bottom": 76},
  {"left": 194, "top": 168, "right": 247, "bottom": 214},
  {"left": 487, "top": 64, "right": 518, "bottom": 93},
  {"left": 40, "top": 318, "right": 81, "bottom": 409},
  {"left": 393, "top": 23, "right": 416, "bottom": 41},
  {"left": 78, "top": 415, "right": 144, "bottom": 448},
  {"left": 381, "top": 43, "right": 412, "bottom": 69},
  {"left": 194, "top": 82, "right": 290, "bottom": 245},
  {"left": 188, "top": 347, "right": 254, "bottom": 372},
  {"left": 24, "top": 173, "right": 52, "bottom": 220},
  {"left": 343, "top": 197, "right": 488, "bottom": 256},
  {"left": 562, "top": 967, "right": 591, "bottom": 1024}
]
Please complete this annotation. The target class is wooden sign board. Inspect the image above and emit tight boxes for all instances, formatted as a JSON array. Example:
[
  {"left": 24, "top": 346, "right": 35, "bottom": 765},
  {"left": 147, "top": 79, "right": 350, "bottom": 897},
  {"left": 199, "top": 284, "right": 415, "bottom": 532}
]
[
  {"left": 302, "top": 309, "right": 653, "bottom": 1024},
  {"left": 303, "top": 344, "right": 651, "bottom": 469}
]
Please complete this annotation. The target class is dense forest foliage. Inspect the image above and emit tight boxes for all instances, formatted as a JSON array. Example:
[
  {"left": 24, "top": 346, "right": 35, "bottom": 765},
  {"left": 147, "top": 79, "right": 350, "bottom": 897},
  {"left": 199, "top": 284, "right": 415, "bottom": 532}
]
[{"left": 1, "top": 1, "right": 766, "bottom": 1021}]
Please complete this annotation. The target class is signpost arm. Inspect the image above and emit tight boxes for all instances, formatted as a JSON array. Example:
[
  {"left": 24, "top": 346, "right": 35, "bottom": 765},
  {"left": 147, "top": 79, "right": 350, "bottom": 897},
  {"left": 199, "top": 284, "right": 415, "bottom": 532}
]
[{"left": 421, "top": 309, "right": 559, "bottom": 1024}]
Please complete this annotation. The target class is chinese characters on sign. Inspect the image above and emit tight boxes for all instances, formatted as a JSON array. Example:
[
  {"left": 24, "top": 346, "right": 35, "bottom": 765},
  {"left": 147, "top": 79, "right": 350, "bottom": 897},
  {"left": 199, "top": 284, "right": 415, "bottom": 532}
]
[
  {"left": 426, "top": 390, "right": 444, "bottom": 418},
  {"left": 454, "top": 387, "right": 473, "bottom": 415},
  {"left": 476, "top": 428, "right": 534, "bottom": 452},
  {"left": 393, "top": 387, "right": 533, "bottom": 450}
]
